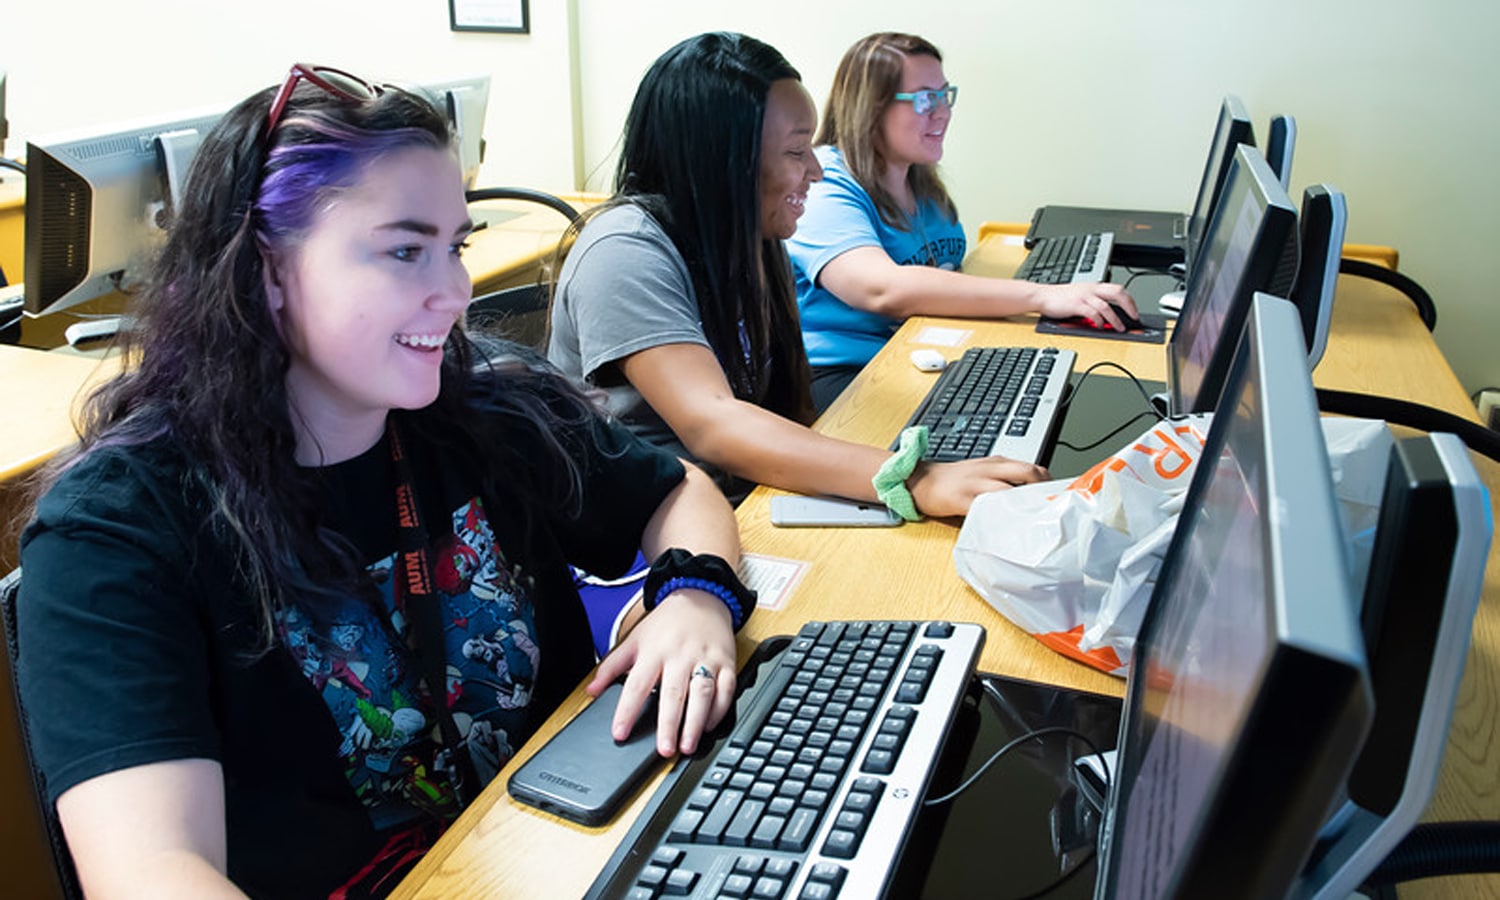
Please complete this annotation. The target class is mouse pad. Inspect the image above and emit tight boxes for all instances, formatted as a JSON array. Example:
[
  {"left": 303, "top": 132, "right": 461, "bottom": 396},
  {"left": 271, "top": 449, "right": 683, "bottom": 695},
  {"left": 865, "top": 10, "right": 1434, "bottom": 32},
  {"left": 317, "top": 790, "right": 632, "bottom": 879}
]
[{"left": 1036, "top": 312, "right": 1168, "bottom": 344}]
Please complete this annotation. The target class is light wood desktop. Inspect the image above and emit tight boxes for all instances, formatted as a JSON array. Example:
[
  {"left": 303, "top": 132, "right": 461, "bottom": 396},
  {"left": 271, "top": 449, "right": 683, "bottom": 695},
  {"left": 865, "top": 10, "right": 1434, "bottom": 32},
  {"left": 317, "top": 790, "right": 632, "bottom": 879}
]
[{"left": 392, "top": 231, "right": 1500, "bottom": 899}]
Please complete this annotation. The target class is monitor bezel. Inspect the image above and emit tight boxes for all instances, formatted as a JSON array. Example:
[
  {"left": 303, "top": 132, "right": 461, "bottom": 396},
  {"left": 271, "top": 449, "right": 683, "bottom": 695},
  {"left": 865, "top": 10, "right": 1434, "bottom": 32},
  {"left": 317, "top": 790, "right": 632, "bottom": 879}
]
[
  {"left": 1185, "top": 94, "right": 1256, "bottom": 273},
  {"left": 1166, "top": 144, "right": 1298, "bottom": 416}
]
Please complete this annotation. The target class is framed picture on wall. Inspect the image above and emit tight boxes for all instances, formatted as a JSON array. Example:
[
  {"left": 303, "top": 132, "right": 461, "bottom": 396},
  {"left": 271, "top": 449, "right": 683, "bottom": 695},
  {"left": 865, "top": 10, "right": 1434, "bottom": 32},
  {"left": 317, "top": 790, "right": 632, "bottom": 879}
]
[{"left": 449, "top": 0, "right": 529, "bottom": 34}]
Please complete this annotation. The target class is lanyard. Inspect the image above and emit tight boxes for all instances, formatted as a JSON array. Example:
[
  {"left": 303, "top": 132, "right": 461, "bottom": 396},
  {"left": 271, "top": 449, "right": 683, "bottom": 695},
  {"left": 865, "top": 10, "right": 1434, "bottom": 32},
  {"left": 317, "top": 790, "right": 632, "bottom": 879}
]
[{"left": 388, "top": 420, "right": 481, "bottom": 808}]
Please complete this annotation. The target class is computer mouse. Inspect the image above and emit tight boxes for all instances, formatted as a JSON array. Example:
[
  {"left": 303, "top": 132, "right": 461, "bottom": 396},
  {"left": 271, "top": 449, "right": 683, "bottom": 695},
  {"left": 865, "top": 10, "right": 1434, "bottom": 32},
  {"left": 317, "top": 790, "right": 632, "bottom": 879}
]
[
  {"left": 910, "top": 348, "right": 948, "bottom": 372},
  {"left": 1062, "top": 303, "right": 1146, "bottom": 332}
]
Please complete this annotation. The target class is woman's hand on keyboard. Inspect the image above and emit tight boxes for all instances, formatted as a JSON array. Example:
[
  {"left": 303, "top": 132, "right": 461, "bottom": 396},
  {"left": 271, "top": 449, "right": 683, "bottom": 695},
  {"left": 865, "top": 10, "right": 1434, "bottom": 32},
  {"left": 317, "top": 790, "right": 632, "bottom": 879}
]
[
  {"left": 909, "top": 457, "right": 1050, "bottom": 518},
  {"left": 591, "top": 588, "right": 739, "bottom": 757}
]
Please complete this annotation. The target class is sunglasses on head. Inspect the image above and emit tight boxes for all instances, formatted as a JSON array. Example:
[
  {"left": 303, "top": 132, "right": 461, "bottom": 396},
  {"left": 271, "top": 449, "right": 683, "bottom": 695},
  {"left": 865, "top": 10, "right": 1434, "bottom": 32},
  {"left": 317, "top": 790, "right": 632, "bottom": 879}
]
[
  {"left": 265, "top": 63, "right": 385, "bottom": 138},
  {"left": 893, "top": 85, "right": 958, "bottom": 116}
]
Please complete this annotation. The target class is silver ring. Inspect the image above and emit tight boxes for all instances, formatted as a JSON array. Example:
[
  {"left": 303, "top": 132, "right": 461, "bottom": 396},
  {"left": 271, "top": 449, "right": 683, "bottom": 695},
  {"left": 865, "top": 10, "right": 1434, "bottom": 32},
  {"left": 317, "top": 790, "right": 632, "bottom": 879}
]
[{"left": 693, "top": 664, "right": 715, "bottom": 680}]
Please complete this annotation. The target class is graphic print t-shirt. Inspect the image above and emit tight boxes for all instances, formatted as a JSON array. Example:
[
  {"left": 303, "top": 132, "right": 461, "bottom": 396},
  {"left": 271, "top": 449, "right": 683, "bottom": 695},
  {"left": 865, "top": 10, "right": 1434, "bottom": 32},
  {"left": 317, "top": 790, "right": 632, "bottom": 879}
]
[{"left": 280, "top": 435, "right": 539, "bottom": 834}]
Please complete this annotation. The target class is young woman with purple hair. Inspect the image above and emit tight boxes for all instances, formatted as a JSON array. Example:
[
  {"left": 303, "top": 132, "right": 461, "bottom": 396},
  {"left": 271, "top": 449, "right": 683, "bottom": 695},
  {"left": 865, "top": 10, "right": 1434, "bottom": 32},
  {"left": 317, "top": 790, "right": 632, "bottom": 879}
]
[{"left": 13, "top": 65, "right": 746, "bottom": 898}]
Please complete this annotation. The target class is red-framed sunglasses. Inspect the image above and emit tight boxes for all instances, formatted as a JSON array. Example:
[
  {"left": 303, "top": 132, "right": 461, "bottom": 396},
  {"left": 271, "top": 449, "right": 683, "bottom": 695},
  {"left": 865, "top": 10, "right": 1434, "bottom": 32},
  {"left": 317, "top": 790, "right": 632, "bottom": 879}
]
[{"left": 265, "top": 63, "right": 384, "bottom": 137}]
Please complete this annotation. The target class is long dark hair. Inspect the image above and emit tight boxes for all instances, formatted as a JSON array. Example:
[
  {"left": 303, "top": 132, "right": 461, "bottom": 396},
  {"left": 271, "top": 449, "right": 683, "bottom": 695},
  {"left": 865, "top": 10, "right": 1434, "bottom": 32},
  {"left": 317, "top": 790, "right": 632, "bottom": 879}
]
[
  {"left": 34, "top": 73, "right": 600, "bottom": 645},
  {"left": 607, "top": 31, "right": 813, "bottom": 422},
  {"left": 817, "top": 32, "right": 958, "bottom": 228}
]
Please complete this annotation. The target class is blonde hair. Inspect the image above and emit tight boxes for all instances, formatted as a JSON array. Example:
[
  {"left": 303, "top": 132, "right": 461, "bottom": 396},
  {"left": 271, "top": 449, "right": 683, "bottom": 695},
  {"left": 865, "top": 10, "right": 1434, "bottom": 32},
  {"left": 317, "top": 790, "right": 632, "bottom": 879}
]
[{"left": 817, "top": 32, "right": 957, "bottom": 228}]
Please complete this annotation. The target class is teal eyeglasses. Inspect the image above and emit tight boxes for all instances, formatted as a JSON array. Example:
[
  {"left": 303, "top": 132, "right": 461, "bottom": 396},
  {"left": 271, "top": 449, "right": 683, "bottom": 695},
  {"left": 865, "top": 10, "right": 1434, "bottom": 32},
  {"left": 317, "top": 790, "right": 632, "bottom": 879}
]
[{"left": 893, "top": 85, "right": 958, "bottom": 116}]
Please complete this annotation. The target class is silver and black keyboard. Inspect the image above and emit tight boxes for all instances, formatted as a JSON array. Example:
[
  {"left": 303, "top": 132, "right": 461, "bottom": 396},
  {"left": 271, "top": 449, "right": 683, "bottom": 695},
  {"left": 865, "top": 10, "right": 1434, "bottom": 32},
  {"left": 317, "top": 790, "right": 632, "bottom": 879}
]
[
  {"left": 900, "top": 345, "right": 1076, "bottom": 464},
  {"left": 585, "top": 620, "right": 986, "bottom": 900},
  {"left": 1013, "top": 231, "right": 1113, "bottom": 284}
]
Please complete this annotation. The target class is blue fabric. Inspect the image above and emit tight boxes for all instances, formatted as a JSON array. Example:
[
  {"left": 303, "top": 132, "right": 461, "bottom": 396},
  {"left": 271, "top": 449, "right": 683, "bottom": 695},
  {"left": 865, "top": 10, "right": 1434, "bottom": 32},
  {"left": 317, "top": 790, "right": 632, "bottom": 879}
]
[
  {"left": 786, "top": 146, "right": 966, "bottom": 370},
  {"left": 575, "top": 550, "right": 649, "bottom": 659}
]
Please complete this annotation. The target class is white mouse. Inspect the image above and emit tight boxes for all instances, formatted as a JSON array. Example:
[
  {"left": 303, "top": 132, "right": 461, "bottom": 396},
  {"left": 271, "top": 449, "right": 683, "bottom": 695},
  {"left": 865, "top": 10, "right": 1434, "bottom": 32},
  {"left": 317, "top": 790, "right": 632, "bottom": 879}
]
[{"left": 909, "top": 348, "right": 948, "bottom": 372}]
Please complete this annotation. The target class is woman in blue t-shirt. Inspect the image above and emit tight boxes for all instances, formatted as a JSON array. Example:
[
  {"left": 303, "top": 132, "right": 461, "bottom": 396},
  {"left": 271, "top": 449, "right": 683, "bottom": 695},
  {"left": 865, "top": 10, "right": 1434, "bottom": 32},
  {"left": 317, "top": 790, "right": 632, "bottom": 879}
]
[{"left": 788, "top": 32, "right": 1140, "bottom": 410}]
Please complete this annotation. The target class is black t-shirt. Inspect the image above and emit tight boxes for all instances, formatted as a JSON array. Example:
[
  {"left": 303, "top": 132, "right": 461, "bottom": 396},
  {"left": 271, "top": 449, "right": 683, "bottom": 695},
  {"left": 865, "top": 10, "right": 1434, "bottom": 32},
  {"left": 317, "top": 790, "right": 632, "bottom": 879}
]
[{"left": 15, "top": 391, "right": 684, "bottom": 898}]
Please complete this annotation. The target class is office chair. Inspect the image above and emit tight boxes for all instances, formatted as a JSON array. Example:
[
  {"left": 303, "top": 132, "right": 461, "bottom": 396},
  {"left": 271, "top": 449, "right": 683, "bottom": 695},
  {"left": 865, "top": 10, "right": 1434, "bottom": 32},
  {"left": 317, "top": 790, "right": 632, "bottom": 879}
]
[
  {"left": 0, "top": 568, "right": 83, "bottom": 900},
  {"left": 463, "top": 187, "right": 582, "bottom": 351},
  {"left": 1340, "top": 257, "right": 1437, "bottom": 332},
  {"left": 1316, "top": 389, "right": 1500, "bottom": 464}
]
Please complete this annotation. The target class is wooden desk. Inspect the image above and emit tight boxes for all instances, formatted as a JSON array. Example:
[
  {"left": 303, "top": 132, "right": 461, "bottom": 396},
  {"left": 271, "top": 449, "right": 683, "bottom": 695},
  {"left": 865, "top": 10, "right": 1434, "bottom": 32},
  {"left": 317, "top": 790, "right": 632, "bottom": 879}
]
[{"left": 394, "top": 231, "right": 1500, "bottom": 899}]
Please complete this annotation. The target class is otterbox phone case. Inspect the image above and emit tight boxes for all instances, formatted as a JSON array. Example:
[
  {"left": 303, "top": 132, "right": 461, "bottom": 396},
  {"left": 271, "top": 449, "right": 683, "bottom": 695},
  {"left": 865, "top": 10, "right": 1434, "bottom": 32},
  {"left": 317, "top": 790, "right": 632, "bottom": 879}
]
[{"left": 507, "top": 683, "right": 662, "bottom": 826}]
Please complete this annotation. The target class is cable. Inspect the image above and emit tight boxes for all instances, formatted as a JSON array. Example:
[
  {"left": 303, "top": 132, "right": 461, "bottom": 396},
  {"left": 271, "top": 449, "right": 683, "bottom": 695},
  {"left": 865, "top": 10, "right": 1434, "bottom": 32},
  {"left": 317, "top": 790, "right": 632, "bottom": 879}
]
[
  {"left": 917, "top": 678, "right": 1113, "bottom": 899},
  {"left": 1053, "top": 360, "right": 1170, "bottom": 453},
  {"left": 1364, "top": 821, "right": 1500, "bottom": 888},
  {"left": 0, "top": 156, "right": 24, "bottom": 175},
  {"left": 923, "top": 699, "right": 1109, "bottom": 807}
]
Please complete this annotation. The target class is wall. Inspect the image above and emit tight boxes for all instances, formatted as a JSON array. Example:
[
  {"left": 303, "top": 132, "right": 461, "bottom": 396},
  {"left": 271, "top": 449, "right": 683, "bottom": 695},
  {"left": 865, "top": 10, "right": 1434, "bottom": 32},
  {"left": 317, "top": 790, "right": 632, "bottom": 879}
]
[
  {"left": 571, "top": 0, "right": 1500, "bottom": 399},
  {"left": 2, "top": 0, "right": 1496, "bottom": 394},
  {"left": 0, "top": 0, "right": 576, "bottom": 196}
]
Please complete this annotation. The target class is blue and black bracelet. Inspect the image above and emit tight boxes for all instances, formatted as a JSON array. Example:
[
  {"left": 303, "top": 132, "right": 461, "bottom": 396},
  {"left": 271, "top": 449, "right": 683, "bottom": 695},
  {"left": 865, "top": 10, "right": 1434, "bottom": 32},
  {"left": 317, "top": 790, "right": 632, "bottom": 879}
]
[{"left": 643, "top": 549, "right": 757, "bottom": 632}]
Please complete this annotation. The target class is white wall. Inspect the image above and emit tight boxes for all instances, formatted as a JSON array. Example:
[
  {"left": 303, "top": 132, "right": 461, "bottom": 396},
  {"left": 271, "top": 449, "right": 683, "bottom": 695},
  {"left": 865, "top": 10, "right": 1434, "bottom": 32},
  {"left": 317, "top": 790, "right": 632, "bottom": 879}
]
[
  {"left": 0, "top": 0, "right": 575, "bottom": 191},
  {"left": 4, "top": 0, "right": 1497, "bottom": 397}
]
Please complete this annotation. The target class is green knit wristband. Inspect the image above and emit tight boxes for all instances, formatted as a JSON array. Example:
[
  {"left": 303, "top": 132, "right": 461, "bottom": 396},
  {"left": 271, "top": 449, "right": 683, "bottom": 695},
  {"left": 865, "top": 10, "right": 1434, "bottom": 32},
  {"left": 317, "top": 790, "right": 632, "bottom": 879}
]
[{"left": 873, "top": 426, "right": 929, "bottom": 522}]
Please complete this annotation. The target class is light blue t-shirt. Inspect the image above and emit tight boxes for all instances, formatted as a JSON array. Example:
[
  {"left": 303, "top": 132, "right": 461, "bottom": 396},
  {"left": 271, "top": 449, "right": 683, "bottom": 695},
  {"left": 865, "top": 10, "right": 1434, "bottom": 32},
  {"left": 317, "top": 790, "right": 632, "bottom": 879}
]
[{"left": 786, "top": 146, "right": 966, "bottom": 369}]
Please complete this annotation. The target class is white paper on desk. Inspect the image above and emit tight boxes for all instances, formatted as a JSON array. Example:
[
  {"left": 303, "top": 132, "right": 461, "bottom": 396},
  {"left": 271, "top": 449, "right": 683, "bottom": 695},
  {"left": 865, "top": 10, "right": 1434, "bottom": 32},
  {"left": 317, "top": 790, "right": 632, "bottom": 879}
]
[
  {"left": 910, "top": 326, "right": 971, "bottom": 347},
  {"left": 739, "top": 554, "right": 807, "bottom": 611}
]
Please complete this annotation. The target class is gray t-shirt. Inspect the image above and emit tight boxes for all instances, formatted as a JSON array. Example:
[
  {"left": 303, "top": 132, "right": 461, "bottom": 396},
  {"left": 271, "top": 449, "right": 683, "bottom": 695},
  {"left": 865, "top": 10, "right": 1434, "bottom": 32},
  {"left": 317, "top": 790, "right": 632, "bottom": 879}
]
[{"left": 548, "top": 204, "right": 752, "bottom": 500}]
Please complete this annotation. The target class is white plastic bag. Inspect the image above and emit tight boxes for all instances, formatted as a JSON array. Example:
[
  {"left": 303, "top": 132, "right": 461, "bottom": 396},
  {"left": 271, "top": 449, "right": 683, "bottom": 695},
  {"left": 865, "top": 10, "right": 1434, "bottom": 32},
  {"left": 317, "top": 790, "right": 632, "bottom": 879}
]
[{"left": 953, "top": 416, "right": 1391, "bottom": 677}]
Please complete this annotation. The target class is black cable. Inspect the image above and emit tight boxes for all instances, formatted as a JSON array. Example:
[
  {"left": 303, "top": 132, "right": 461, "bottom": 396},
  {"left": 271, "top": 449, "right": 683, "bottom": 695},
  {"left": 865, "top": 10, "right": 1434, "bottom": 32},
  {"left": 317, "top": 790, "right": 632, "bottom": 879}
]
[
  {"left": 918, "top": 678, "right": 1112, "bottom": 899},
  {"left": 923, "top": 718, "right": 1109, "bottom": 807},
  {"left": 1316, "top": 388, "right": 1500, "bottom": 463},
  {"left": 1053, "top": 360, "right": 1171, "bottom": 453},
  {"left": 1364, "top": 821, "right": 1500, "bottom": 888},
  {"left": 0, "top": 156, "right": 24, "bottom": 175}
]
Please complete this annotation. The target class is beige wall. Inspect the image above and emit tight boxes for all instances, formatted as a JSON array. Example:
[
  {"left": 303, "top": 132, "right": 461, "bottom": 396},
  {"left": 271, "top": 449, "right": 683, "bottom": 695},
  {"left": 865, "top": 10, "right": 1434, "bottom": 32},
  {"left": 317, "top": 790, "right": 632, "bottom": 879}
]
[{"left": 3, "top": 0, "right": 1496, "bottom": 396}]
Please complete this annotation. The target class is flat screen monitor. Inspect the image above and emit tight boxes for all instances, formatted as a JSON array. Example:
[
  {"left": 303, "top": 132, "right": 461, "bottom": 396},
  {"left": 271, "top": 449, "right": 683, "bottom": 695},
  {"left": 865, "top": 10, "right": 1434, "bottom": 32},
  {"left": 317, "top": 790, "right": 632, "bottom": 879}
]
[
  {"left": 1166, "top": 144, "right": 1298, "bottom": 415},
  {"left": 1266, "top": 114, "right": 1296, "bottom": 191},
  {"left": 1095, "top": 293, "right": 1374, "bottom": 900},
  {"left": 414, "top": 74, "right": 490, "bottom": 189},
  {"left": 1292, "top": 432, "right": 1491, "bottom": 900},
  {"left": 22, "top": 104, "right": 225, "bottom": 317},
  {"left": 1184, "top": 95, "right": 1256, "bottom": 275},
  {"left": 1289, "top": 185, "right": 1345, "bottom": 369}
]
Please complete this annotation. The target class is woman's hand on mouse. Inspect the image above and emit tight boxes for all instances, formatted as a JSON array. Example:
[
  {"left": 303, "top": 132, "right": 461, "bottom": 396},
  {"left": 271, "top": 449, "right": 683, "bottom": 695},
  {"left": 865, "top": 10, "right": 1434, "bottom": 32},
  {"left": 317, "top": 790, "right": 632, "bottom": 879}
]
[{"left": 1032, "top": 283, "right": 1140, "bottom": 330}]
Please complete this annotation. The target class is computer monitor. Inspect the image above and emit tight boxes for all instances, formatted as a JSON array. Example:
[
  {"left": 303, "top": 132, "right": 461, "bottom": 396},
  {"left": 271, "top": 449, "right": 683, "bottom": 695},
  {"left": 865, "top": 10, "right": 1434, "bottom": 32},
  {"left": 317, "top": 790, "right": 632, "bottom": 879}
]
[
  {"left": 1165, "top": 144, "right": 1298, "bottom": 414},
  {"left": 1095, "top": 293, "right": 1374, "bottom": 900},
  {"left": 1292, "top": 432, "right": 1491, "bottom": 900},
  {"left": 22, "top": 104, "right": 226, "bottom": 317},
  {"left": 1266, "top": 114, "right": 1296, "bottom": 191},
  {"left": 1288, "top": 185, "right": 1345, "bottom": 369},
  {"left": 414, "top": 73, "right": 491, "bottom": 189},
  {"left": 1183, "top": 95, "right": 1256, "bottom": 275}
]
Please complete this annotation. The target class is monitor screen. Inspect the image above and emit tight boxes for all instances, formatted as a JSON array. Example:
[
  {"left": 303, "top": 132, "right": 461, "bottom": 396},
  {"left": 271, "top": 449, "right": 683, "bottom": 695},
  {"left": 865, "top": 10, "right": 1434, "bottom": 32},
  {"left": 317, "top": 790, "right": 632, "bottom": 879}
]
[
  {"left": 1166, "top": 144, "right": 1297, "bottom": 415},
  {"left": 23, "top": 104, "right": 225, "bottom": 317},
  {"left": 414, "top": 74, "right": 491, "bottom": 189},
  {"left": 1184, "top": 95, "right": 1255, "bottom": 274},
  {"left": 1096, "top": 294, "right": 1373, "bottom": 900}
]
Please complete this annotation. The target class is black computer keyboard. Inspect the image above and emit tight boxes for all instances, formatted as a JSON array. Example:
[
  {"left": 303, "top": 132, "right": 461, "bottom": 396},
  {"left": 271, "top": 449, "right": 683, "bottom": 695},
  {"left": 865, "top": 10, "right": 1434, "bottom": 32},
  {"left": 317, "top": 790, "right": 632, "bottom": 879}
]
[
  {"left": 1014, "top": 231, "right": 1114, "bottom": 284},
  {"left": 585, "top": 620, "right": 986, "bottom": 900},
  {"left": 899, "top": 345, "right": 1076, "bottom": 464}
]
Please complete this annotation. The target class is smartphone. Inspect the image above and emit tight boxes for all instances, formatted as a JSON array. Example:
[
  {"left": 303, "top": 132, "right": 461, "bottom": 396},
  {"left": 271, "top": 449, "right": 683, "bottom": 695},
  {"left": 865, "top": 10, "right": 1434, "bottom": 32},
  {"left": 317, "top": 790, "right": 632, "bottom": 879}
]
[
  {"left": 769, "top": 495, "right": 903, "bottom": 528},
  {"left": 507, "top": 683, "right": 663, "bottom": 826}
]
